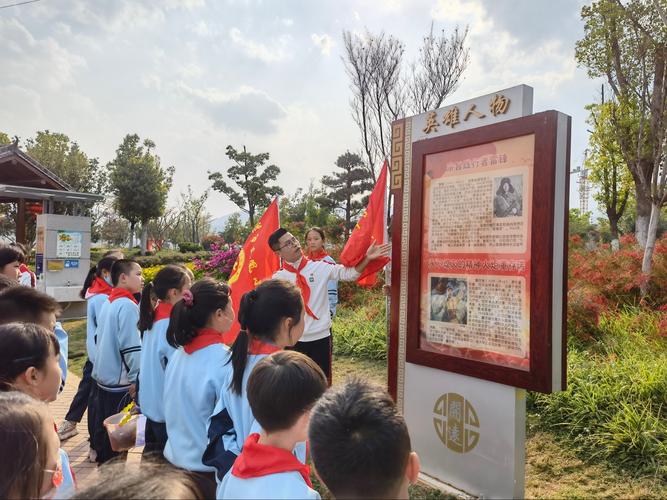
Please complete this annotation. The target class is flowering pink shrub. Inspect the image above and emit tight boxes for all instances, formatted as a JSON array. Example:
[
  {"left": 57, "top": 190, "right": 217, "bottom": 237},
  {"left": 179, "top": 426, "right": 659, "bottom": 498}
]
[{"left": 193, "top": 243, "right": 240, "bottom": 281}]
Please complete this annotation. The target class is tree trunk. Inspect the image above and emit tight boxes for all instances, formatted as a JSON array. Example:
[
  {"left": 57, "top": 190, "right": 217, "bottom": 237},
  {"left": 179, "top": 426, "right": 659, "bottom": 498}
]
[
  {"left": 609, "top": 215, "right": 620, "bottom": 251},
  {"left": 635, "top": 188, "right": 652, "bottom": 248},
  {"left": 129, "top": 222, "right": 135, "bottom": 249},
  {"left": 640, "top": 201, "right": 661, "bottom": 297},
  {"left": 140, "top": 223, "right": 148, "bottom": 256}
]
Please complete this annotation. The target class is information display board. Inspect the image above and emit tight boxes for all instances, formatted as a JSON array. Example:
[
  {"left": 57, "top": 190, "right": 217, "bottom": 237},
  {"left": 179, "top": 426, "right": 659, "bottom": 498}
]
[{"left": 400, "top": 111, "right": 570, "bottom": 393}]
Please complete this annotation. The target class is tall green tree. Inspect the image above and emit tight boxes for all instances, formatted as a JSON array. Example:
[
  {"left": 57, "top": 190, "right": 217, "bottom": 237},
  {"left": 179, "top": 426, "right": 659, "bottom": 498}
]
[
  {"left": 221, "top": 213, "right": 250, "bottom": 243},
  {"left": 317, "top": 151, "right": 374, "bottom": 240},
  {"left": 0, "top": 132, "right": 10, "bottom": 145},
  {"left": 178, "top": 186, "right": 211, "bottom": 244},
  {"left": 575, "top": 0, "right": 667, "bottom": 293},
  {"left": 208, "top": 145, "right": 283, "bottom": 227},
  {"left": 109, "top": 134, "right": 174, "bottom": 254},
  {"left": 585, "top": 98, "right": 634, "bottom": 248}
]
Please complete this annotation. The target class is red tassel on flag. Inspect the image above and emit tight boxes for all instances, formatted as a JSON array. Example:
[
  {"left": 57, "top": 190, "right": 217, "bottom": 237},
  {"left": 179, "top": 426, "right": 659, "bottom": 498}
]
[
  {"left": 339, "top": 160, "right": 390, "bottom": 287},
  {"left": 226, "top": 198, "right": 281, "bottom": 342}
]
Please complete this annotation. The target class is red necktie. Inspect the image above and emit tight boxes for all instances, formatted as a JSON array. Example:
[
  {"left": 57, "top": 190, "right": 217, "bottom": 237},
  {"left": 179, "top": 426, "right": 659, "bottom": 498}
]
[{"left": 282, "top": 258, "right": 318, "bottom": 320}]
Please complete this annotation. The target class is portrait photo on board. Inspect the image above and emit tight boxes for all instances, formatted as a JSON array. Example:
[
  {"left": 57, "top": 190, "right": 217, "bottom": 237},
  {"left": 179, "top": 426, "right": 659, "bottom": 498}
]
[
  {"left": 430, "top": 277, "right": 468, "bottom": 325},
  {"left": 493, "top": 174, "right": 523, "bottom": 218}
]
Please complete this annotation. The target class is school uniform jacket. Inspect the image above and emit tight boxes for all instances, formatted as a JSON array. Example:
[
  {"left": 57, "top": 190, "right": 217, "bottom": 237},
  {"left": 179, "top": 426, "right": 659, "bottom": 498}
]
[
  {"left": 163, "top": 330, "right": 232, "bottom": 472},
  {"left": 217, "top": 433, "right": 320, "bottom": 500},
  {"left": 272, "top": 258, "right": 359, "bottom": 342},
  {"left": 86, "top": 292, "right": 110, "bottom": 363},
  {"left": 203, "top": 339, "right": 280, "bottom": 480},
  {"left": 54, "top": 322, "right": 68, "bottom": 389},
  {"left": 138, "top": 302, "right": 176, "bottom": 423},
  {"left": 91, "top": 289, "right": 141, "bottom": 392}
]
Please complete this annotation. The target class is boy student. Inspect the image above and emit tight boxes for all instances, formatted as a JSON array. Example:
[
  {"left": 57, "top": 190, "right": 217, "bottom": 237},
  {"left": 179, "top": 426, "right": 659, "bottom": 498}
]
[
  {"left": 0, "top": 286, "right": 69, "bottom": 389},
  {"left": 269, "top": 228, "right": 390, "bottom": 382},
  {"left": 308, "top": 378, "right": 420, "bottom": 500},
  {"left": 218, "top": 350, "right": 327, "bottom": 499},
  {"left": 90, "top": 259, "right": 144, "bottom": 464}
]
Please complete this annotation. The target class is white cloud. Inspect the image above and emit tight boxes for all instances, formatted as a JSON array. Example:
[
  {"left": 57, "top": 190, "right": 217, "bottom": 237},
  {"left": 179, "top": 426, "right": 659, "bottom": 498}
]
[
  {"left": 179, "top": 63, "right": 204, "bottom": 79},
  {"left": 165, "top": 0, "right": 206, "bottom": 10},
  {"left": 229, "top": 27, "right": 290, "bottom": 63},
  {"left": 178, "top": 83, "right": 287, "bottom": 134},
  {"left": 311, "top": 33, "right": 334, "bottom": 56},
  {"left": 281, "top": 18, "right": 294, "bottom": 27}
]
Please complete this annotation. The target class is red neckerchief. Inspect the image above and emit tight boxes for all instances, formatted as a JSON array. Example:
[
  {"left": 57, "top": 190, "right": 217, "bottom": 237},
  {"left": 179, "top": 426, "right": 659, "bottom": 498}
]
[
  {"left": 19, "top": 263, "right": 36, "bottom": 287},
  {"left": 87, "top": 277, "right": 113, "bottom": 297},
  {"left": 282, "top": 258, "right": 318, "bottom": 320},
  {"left": 109, "top": 288, "right": 138, "bottom": 304},
  {"left": 248, "top": 338, "right": 281, "bottom": 355},
  {"left": 184, "top": 328, "right": 232, "bottom": 354},
  {"left": 232, "top": 433, "right": 312, "bottom": 487},
  {"left": 154, "top": 302, "right": 173, "bottom": 322},
  {"left": 306, "top": 249, "right": 329, "bottom": 261}
]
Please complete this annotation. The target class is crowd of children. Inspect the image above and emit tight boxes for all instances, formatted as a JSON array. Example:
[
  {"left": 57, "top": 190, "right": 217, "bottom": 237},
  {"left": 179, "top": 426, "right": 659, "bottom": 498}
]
[{"left": 0, "top": 229, "right": 415, "bottom": 499}]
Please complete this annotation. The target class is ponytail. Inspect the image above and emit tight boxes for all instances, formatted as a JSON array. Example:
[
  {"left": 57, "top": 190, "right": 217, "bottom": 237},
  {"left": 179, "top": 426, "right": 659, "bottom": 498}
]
[
  {"left": 80, "top": 265, "right": 98, "bottom": 299},
  {"left": 228, "top": 279, "right": 303, "bottom": 395},
  {"left": 138, "top": 282, "right": 155, "bottom": 335},
  {"left": 80, "top": 256, "right": 118, "bottom": 299},
  {"left": 138, "top": 265, "right": 188, "bottom": 334},
  {"left": 167, "top": 278, "right": 230, "bottom": 348}
]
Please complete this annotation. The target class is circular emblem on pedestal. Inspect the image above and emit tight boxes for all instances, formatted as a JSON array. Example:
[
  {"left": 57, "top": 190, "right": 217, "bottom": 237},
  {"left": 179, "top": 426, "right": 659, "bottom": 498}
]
[{"left": 433, "top": 393, "right": 480, "bottom": 453}]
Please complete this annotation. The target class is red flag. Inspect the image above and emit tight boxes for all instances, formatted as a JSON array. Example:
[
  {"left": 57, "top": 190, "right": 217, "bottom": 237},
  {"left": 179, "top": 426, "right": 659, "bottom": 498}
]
[
  {"left": 339, "top": 160, "right": 390, "bottom": 287},
  {"left": 226, "top": 198, "right": 280, "bottom": 342}
]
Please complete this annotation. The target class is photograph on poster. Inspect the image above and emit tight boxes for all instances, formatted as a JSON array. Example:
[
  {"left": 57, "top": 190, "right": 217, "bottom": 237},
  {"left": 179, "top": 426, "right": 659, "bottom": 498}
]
[
  {"left": 430, "top": 277, "right": 467, "bottom": 325},
  {"left": 493, "top": 175, "right": 523, "bottom": 218}
]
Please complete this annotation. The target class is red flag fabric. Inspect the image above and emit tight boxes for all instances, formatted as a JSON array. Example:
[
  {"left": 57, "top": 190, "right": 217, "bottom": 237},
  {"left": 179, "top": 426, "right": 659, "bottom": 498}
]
[
  {"left": 226, "top": 198, "right": 280, "bottom": 342},
  {"left": 339, "top": 160, "right": 390, "bottom": 287}
]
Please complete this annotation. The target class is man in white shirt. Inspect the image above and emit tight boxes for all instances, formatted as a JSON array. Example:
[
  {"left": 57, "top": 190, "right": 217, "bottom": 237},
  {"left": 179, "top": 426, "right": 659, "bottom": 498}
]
[{"left": 269, "top": 228, "right": 390, "bottom": 383}]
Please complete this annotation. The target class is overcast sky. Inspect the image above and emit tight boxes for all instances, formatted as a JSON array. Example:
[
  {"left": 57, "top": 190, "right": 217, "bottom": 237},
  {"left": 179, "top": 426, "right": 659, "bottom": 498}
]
[{"left": 1, "top": 0, "right": 599, "bottom": 218}]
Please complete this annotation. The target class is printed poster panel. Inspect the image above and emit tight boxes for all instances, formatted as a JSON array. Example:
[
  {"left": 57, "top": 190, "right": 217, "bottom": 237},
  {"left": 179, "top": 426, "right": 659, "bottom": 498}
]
[
  {"left": 419, "top": 134, "right": 534, "bottom": 371},
  {"left": 56, "top": 231, "right": 83, "bottom": 259}
]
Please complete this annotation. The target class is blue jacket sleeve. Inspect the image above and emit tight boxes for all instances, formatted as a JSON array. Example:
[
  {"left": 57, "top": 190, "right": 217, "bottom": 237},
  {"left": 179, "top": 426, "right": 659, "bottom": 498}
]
[
  {"left": 324, "top": 256, "right": 339, "bottom": 317},
  {"left": 54, "top": 322, "right": 68, "bottom": 388},
  {"left": 118, "top": 302, "right": 141, "bottom": 384}
]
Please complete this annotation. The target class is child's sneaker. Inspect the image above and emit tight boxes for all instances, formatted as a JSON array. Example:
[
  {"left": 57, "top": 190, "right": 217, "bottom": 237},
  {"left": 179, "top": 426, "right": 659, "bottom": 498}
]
[{"left": 57, "top": 420, "right": 78, "bottom": 441}]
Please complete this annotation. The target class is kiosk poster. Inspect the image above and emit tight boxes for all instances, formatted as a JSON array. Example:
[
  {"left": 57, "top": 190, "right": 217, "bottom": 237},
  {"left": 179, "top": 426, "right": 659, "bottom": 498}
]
[
  {"left": 56, "top": 231, "right": 83, "bottom": 259},
  {"left": 419, "top": 134, "right": 534, "bottom": 371}
]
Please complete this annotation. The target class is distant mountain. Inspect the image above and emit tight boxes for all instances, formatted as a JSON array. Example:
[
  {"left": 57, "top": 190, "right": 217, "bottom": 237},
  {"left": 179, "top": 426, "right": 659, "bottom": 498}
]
[{"left": 210, "top": 211, "right": 249, "bottom": 233}]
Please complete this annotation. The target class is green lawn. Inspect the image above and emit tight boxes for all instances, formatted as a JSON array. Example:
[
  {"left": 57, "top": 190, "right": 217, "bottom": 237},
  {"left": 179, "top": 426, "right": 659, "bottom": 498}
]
[{"left": 62, "top": 319, "right": 667, "bottom": 498}]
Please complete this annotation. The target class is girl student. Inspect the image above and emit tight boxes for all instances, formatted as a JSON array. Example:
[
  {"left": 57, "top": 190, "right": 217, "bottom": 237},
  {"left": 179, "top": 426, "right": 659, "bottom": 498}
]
[
  {"left": 0, "top": 244, "right": 24, "bottom": 283},
  {"left": 203, "top": 279, "right": 306, "bottom": 482},
  {"left": 163, "top": 278, "right": 235, "bottom": 497},
  {"left": 305, "top": 227, "right": 339, "bottom": 320},
  {"left": 0, "top": 392, "right": 63, "bottom": 500},
  {"left": 0, "top": 322, "right": 76, "bottom": 497},
  {"left": 138, "top": 265, "right": 192, "bottom": 458},
  {"left": 58, "top": 255, "right": 119, "bottom": 443}
]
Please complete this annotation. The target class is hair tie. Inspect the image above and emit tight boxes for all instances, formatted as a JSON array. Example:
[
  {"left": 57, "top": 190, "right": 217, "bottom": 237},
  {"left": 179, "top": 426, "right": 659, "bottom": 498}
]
[{"left": 182, "top": 289, "right": 194, "bottom": 307}]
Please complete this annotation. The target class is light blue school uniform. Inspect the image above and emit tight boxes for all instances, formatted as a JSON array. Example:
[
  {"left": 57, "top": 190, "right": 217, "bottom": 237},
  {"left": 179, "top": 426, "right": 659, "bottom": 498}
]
[
  {"left": 218, "top": 468, "right": 320, "bottom": 499},
  {"left": 54, "top": 322, "right": 68, "bottom": 388},
  {"left": 163, "top": 339, "right": 230, "bottom": 472},
  {"left": 323, "top": 255, "right": 339, "bottom": 318},
  {"left": 138, "top": 302, "right": 176, "bottom": 423},
  {"left": 203, "top": 341, "right": 280, "bottom": 481},
  {"left": 86, "top": 293, "right": 110, "bottom": 362},
  {"left": 91, "top": 293, "right": 141, "bottom": 392},
  {"left": 53, "top": 448, "right": 76, "bottom": 499}
]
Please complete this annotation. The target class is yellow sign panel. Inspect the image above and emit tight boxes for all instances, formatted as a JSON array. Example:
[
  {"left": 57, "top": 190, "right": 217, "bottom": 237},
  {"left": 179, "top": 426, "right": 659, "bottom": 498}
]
[
  {"left": 47, "top": 260, "right": 65, "bottom": 272},
  {"left": 433, "top": 393, "right": 480, "bottom": 453}
]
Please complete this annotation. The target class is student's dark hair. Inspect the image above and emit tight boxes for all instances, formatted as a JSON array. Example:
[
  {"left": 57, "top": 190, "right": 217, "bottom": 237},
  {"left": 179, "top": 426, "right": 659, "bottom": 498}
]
[
  {"left": 0, "top": 391, "right": 52, "bottom": 499},
  {"left": 248, "top": 351, "right": 326, "bottom": 432},
  {"left": 71, "top": 462, "right": 204, "bottom": 500},
  {"left": 0, "top": 286, "right": 62, "bottom": 323},
  {"left": 80, "top": 256, "right": 119, "bottom": 299},
  {"left": 0, "top": 274, "right": 15, "bottom": 291},
  {"left": 308, "top": 378, "right": 412, "bottom": 499},
  {"left": 139, "top": 265, "right": 189, "bottom": 333},
  {"left": 267, "top": 227, "right": 288, "bottom": 251},
  {"left": 110, "top": 259, "right": 139, "bottom": 287},
  {"left": 0, "top": 323, "right": 60, "bottom": 391},
  {"left": 229, "top": 279, "right": 303, "bottom": 395},
  {"left": 305, "top": 226, "right": 326, "bottom": 241},
  {"left": 0, "top": 245, "right": 25, "bottom": 267},
  {"left": 167, "top": 278, "right": 231, "bottom": 348}
]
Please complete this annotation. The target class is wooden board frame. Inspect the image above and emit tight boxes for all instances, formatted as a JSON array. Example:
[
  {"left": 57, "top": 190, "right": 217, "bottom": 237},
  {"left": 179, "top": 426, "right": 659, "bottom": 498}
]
[{"left": 389, "top": 111, "right": 570, "bottom": 395}]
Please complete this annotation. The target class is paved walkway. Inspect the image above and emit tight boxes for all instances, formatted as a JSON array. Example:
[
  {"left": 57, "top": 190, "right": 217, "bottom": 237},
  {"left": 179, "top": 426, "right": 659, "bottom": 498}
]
[{"left": 50, "top": 371, "right": 142, "bottom": 489}]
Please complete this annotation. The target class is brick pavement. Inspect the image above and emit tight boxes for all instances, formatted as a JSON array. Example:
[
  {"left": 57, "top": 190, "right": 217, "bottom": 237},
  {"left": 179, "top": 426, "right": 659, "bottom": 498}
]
[{"left": 51, "top": 371, "right": 142, "bottom": 490}]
